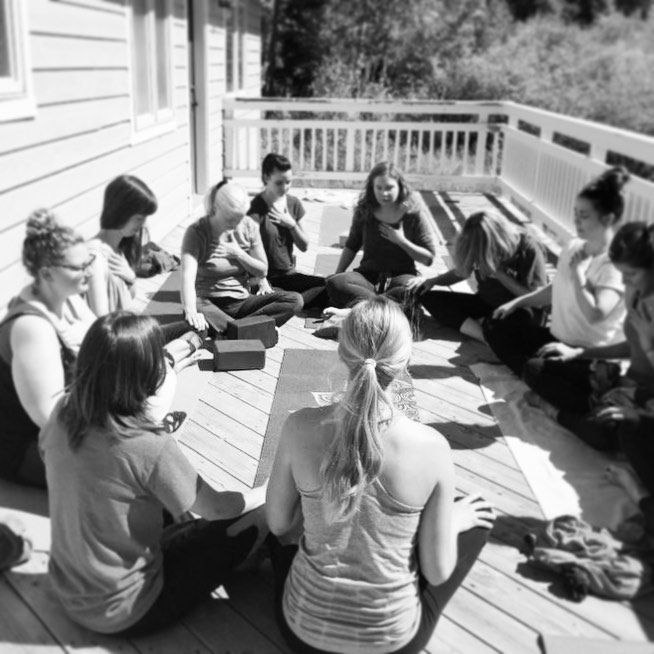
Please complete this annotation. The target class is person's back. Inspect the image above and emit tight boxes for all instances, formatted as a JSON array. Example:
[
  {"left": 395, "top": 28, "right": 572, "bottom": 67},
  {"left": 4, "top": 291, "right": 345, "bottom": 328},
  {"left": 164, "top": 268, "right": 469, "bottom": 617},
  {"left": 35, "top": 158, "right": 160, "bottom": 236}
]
[
  {"left": 283, "top": 407, "right": 445, "bottom": 652},
  {"left": 266, "top": 297, "right": 494, "bottom": 654}
]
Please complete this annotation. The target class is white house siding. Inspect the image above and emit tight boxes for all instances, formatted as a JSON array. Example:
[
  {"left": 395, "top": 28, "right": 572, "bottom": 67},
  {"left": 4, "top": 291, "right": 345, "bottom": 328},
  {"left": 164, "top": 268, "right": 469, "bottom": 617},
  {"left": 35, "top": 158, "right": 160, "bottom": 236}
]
[{"left": 0, "top": 0, "right": 263, "bottom": 313}]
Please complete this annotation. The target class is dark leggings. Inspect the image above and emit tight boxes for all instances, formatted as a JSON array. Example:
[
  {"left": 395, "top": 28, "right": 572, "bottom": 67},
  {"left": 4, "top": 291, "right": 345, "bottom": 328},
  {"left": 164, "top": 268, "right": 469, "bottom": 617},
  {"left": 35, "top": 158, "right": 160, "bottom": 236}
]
[
  {"left": 270, "top": 527, "right": 489, "bottom": 654},
  {"left": 483, "top": 319, "right": 556, "bottom": 375},
  {"left": 326, "top": 271, "right": 415, "bottom": 309},
  {"left": 421, "top": 291, "right": 540, "bottom": 333},
  {"left": 268, "top": 273, "right": 328, "bottom": 310},
  {"left": 198, "top": 290, "right": 303, "bottom": 334},
  {"left": 115, "top": 518, "right": 258, "bottom": 638}
]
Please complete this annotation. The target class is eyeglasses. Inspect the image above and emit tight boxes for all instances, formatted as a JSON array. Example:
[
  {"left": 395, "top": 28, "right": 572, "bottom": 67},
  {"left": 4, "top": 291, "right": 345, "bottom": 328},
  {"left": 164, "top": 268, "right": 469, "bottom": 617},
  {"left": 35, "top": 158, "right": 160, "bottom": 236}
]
[{"left": 55, "top": 253, "right": 96, "bottom": 272}]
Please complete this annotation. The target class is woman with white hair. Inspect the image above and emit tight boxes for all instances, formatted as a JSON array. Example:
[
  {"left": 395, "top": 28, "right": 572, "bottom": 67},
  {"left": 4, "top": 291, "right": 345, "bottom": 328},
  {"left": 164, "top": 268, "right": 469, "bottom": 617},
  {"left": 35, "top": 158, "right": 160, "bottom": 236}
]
[{"left": 181, "top": 180, "right": 303, "bottom": 334}]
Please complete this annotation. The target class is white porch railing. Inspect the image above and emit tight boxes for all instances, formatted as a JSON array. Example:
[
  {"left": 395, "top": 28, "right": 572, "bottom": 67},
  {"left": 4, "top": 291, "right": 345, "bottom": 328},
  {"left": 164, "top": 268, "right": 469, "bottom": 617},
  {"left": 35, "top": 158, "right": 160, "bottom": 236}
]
[{"left": 223, "top": 97, "right": 654, "bottom": 243}]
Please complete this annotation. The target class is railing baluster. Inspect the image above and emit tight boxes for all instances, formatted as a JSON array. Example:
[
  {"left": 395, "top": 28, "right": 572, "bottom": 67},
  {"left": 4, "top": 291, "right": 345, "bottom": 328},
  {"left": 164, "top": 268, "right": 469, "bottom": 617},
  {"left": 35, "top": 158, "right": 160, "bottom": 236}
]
[
  {"left": 463, "top": 130, "right": 470, "bottom": 175},
  {"left": 311, "top": 128, "right": 316, "bottom": 171},
  {"left": 418, "top": 130, "right": 424, "bottom": 174},
  {"left": 404, "top": 130, "right": 411, "bottom": 172},
  {"left": 300, "top": 128, "right": 305, "bottom": 171},
  {"left": 384, "top": 129, "right": 389, "bottom": 162},
  {"left": 322, "top": 128, "right": 327, "bottom": 172}
]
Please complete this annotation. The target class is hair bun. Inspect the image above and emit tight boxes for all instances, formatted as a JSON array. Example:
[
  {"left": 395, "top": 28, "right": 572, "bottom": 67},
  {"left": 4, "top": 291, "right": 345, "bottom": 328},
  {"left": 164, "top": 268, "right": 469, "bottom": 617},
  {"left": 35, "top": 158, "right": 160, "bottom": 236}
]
[
  {"left": 598, "top": 166, "right": 630, "bottom": 194},
  {"left": 25, "top": 208, "right": 59, "bottom": 238}
]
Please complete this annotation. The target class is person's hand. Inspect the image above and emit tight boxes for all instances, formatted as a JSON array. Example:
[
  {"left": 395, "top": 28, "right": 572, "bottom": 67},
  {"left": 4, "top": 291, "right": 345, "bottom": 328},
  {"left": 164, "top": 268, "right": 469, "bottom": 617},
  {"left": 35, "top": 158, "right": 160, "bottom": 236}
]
[
  {"left": 256, "top": 278, "right": 275, "bottom": 295},
  {"left": 268, "top": 206, "right": 296, "bottom": 230},
  {"left": 569, "top": 246, "right": 590, "bottom": 284},
  {"left": 595, "top": 405, "right": 640, "bottom": 424},
  {"left": 378, "top": 222, "right": 404, "bottom": 245},
  {"left": 215, "top": 231, "right": 245, "bottom": 259},
  {"left": 537, "top": 342, "right": 583, "bottom": 361},
  {"left": 493, "top": 299, "right": 519, "bottom": 320},
  {"left": 406, "top": 276, "right": 434, "bottom": 296},
  {"left": 184, "top": 309, "right": 209, "bottom": 332},
  {"left": 452, "top": 493, "right": 495, "bottom": 532},
  {"left": 171, "top": 349, "right": 204, "bottom": 374}
]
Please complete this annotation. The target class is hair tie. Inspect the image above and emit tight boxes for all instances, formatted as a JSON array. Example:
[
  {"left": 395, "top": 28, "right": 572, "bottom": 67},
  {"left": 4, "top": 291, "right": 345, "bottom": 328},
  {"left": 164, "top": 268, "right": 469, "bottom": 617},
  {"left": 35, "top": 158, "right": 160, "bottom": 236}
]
[{"left": 363, "top": 358, "right": 377, "bottom": 369}]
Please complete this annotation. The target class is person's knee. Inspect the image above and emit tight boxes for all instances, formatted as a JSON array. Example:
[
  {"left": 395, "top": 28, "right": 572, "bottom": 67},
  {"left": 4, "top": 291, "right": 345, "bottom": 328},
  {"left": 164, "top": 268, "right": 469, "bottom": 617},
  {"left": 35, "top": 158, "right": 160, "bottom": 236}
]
[{"left": 282, "top": 291, "right": 303, "bottom": 313}]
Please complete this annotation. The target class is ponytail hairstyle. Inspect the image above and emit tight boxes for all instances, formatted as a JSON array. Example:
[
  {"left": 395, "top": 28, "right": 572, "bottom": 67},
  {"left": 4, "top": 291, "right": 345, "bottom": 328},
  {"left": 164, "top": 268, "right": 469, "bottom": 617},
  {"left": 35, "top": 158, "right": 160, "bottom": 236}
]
[
  {"left": 454, "top": 210, "right": 522, "bottom": 279},
  {"left": 320, "top": 297, "right": 413, "bottom": 522},
  {"left": 60, "top": 311, "right": 167, "bottom": 450},
  {"left": 577, "top": 166, "right": 631, "bottom": 226},
  {"left": 204, "top": 179, "right": 249, "bottom": 220},
  {"left": 355, "top": 161, "right": 414, "bottom": 221},
  {"left": 100, "top": 175, "right": 157, "bottom": 268},
  {"left": 22, "top": 208, "right": 84, "bottom": 280},
  {"left": 609, "top": 221, "right": 654, "bottom": 270}
]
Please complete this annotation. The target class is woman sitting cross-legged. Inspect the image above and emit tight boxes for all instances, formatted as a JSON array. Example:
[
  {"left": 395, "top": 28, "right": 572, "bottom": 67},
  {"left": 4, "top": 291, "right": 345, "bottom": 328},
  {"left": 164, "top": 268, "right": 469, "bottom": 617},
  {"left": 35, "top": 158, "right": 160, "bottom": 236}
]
[
  {"left": 485, "top": 166, "right": 630, "bottom": 375},
  {"left": 181, "top": 180, "right": 303, "bottom": 335},
  {"left": 266, "top": 297, "right": 494, "bottom": 654},
  {"left": 86, "top": 174, "right": 200, "bottom": 344},
  {"left": 523, "top": 222, "right": 654, "bottom": 534},
  {"left": 407, "top": 209, "right": 548, "bottom": 342},
  {"left": 326, "top": 162, "right": 436, "bottom": 313},
  {"left": 0, "top": 209, "right": 96, "bottom": 487},
  {"left": 40, "top": 311, "right": 267, "bottom": 636}
]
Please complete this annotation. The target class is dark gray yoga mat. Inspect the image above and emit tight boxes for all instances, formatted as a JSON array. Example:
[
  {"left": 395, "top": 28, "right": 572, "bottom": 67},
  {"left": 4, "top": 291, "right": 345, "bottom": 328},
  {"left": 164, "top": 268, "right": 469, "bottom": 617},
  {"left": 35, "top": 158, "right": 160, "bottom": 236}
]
[{"left": 255, "top": 348, "right": 419, "bottom": 485}]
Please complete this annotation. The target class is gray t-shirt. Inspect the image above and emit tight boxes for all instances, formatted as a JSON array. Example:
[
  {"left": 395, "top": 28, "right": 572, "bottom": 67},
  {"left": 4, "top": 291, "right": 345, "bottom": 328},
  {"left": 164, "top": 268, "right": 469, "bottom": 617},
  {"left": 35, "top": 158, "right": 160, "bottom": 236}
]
[
  {"left": 182, "top": 215, "right": 262, "bottom": 300},
  {"left": 40, "top": 403, "right": 198, "bottom": 633}
]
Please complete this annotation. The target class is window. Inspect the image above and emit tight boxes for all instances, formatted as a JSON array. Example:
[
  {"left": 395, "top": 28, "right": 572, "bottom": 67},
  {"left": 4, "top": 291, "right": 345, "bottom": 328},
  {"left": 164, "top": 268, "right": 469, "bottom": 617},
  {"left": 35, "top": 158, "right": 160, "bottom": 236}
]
[
  {"left": 0, "top": 0, "right": 34, "bottom": 121},
  {"left": 223, "top": 1, "right": 245, "bottom": 94},
  {"left": 129, "top": 0, "right": 174, "bottom": 133}
]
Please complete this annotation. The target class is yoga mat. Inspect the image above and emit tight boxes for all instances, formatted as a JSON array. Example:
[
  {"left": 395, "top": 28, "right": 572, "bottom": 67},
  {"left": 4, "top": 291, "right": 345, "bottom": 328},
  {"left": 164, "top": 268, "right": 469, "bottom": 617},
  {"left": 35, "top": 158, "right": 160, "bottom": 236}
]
[
  {"left": 255, "top": 349, "right": 419, "bottom": 485},
  {"left": 470, "top": 362, "right": 639, "bottom": 530},
  {"left": 142, "top": 268, "right": 184, "bottom": 325},
  {"left": 318, "top": 205, "right": 353, "bottom": 247}
]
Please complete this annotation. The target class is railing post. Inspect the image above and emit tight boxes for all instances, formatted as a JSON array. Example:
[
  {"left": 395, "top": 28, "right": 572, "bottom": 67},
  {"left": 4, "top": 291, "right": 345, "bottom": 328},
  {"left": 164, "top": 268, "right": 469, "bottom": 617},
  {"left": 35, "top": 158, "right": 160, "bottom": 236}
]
[
  {"left": 345, "top": 127, "right": 355, "bottom": 172},
  {"left": 474, "top": 111, "right": 487, "bottom": 176},
  {"left": 223, "top": 100, "right": 234, "bottom": 175}
]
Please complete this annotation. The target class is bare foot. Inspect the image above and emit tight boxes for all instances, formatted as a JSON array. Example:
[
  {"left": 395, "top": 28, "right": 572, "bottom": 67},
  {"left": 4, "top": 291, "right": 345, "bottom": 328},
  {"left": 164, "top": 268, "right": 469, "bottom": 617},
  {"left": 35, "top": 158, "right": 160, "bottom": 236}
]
[
  {"left": 523, "top": 390, "right": 559, "bottom": 420},
  {"left": 605, "top": 464, "right": 648, "bottom": 505}
]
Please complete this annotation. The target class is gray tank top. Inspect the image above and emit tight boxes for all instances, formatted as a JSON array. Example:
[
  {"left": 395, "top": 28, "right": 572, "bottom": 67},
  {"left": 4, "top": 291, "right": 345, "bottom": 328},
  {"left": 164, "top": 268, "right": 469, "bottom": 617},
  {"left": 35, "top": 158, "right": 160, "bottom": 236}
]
[{"left": 283, "top": 478, "right": 424, "bottom": 653}]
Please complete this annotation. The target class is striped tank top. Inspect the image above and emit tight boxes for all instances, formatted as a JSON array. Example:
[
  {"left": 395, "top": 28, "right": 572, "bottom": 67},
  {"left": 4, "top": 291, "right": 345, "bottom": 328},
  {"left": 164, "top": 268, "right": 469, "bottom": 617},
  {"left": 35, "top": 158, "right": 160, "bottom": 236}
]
[{"left": 283, "top": 478, "right": 424, "bottom": 653}]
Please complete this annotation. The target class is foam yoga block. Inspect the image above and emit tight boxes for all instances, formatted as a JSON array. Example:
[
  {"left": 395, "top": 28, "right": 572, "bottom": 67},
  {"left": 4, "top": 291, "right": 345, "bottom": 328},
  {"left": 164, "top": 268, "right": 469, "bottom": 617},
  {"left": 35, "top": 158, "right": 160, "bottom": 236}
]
[
  {"left": 226, "top": 316, "right": 278, "bottom": 348},
  {"left": 213, "top": 339, "right": 266, "bottom": 371}
]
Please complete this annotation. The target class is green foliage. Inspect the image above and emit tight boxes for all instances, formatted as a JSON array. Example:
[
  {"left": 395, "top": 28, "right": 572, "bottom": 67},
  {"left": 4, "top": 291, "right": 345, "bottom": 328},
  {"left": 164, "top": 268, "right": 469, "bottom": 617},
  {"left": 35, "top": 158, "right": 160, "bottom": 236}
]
[
  {"left": 262, "top": 0, "right": 654, "bottom": 136},
  {"left": 439, "top": 13, "right": 654, "bottom": 135}
]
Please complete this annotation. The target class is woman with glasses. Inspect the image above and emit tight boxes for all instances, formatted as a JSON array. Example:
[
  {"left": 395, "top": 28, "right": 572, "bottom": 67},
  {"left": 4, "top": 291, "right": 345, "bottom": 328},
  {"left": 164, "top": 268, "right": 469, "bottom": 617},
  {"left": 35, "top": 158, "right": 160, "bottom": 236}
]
[{"left": 0, "top": 209, "right": 96, "bottom": 487}]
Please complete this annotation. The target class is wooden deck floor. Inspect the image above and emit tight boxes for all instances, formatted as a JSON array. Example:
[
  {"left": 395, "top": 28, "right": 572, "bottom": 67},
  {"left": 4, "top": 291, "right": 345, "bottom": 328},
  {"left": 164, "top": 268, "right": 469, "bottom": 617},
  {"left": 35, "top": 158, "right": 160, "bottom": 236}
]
[{"left": 2, "top": 189, "right": 654, "bottom": 653}]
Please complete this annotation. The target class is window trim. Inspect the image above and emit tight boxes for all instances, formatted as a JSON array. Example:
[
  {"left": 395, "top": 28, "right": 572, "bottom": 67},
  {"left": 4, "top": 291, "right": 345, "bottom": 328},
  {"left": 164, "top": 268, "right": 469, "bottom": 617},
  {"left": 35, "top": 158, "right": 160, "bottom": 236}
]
[
  {"left": 223, "top": 0, "right": 246, "bottom": 96},
  {"left": 127, "top": 0, "right": 176, "bottom": 142},
  {"left": 0, "top": 0, "right": 35, "bottom": 122}
]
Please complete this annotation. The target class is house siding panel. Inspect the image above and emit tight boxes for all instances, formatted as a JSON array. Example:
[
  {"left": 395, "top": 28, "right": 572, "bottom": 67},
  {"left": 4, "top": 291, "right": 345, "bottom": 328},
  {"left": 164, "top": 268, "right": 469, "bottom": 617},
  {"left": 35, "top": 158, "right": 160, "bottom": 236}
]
[
  {"left": 0, "top": 0, "right": 262, "bottom": 313},
  {"left": 0, "top": 0, "right": 197, "bottom": 312}
]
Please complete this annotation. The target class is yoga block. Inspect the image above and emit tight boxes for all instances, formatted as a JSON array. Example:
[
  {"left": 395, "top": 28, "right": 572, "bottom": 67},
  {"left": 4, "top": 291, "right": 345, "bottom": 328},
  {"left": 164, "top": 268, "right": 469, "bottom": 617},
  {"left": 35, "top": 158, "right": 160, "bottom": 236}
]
[
  {"left": 226, "top": 316, "right": 278, "bottom": 348},
  {"left": 213, "top": 340, "right": 266, "bottom": 371}
]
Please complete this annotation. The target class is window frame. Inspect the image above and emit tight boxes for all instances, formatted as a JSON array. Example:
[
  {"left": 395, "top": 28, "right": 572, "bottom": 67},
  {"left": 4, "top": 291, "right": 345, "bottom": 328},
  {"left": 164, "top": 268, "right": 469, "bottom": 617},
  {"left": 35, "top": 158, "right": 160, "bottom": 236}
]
[
  {"left": 223, "top": 0, "right": 246, "bottom": 95},
  {"left": 0, "top": 0, "right": 35, "bottom": 122},
  {"left": 127, "top": 0, "right": 176, "bottom": 141}
]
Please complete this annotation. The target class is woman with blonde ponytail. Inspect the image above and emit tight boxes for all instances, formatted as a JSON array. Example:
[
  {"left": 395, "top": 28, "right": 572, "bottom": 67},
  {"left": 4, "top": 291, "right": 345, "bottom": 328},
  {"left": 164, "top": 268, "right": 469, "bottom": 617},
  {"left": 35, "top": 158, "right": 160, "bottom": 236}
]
[{"left": 266, "top": 297, "right": 495, "bottom": 654}]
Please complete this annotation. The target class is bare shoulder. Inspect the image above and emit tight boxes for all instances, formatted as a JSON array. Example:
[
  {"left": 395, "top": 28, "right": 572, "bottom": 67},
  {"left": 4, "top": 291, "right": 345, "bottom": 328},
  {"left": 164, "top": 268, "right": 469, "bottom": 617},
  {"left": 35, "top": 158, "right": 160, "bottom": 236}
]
[{"left": 384, "top": 417, "right": 452, "bottom": 476}]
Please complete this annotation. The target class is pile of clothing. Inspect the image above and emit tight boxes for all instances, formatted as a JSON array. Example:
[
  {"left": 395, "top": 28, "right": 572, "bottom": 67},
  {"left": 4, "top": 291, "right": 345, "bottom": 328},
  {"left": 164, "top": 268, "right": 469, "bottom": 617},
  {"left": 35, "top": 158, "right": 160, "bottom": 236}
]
[{"left": 523, "top": 514, "right": 654, "bottom": 601}]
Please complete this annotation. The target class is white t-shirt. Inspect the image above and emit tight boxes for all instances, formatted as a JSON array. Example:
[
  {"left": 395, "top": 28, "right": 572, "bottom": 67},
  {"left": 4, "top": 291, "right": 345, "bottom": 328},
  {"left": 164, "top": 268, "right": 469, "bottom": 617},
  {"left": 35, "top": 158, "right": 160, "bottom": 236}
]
[{"left": 550, "top": 239, "right": 625, "bottom": 347}]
